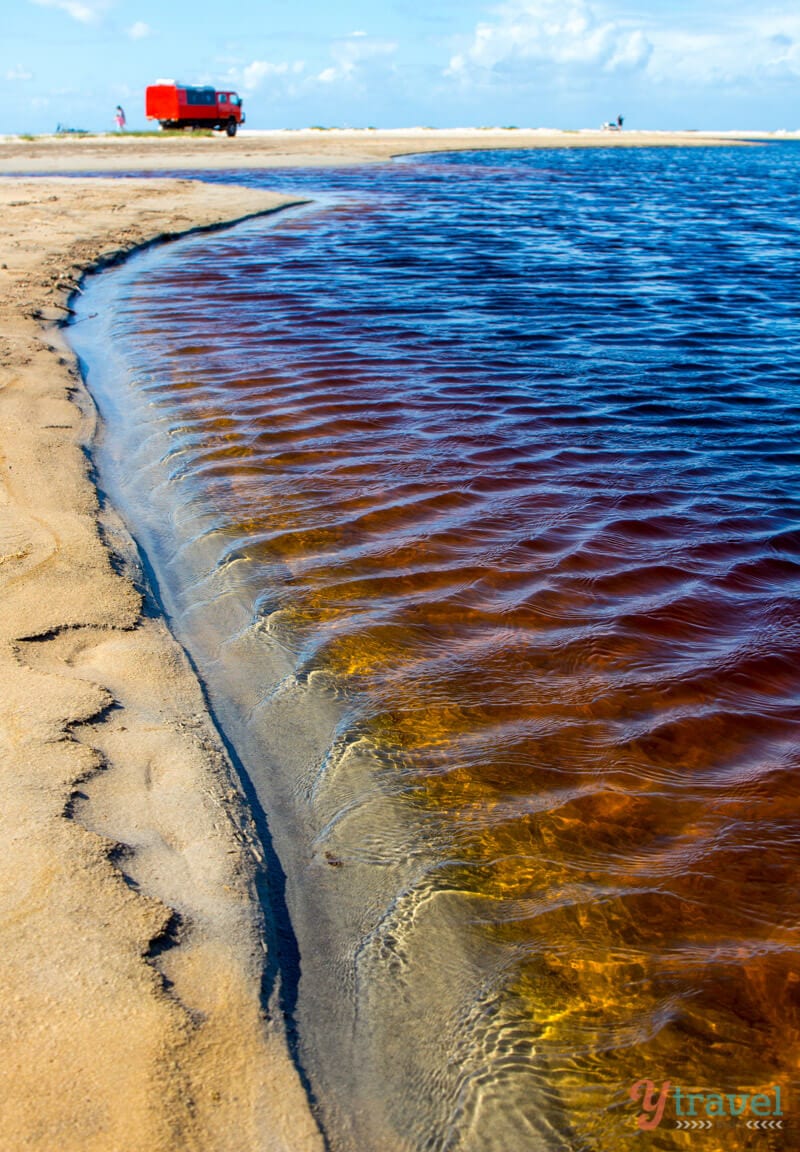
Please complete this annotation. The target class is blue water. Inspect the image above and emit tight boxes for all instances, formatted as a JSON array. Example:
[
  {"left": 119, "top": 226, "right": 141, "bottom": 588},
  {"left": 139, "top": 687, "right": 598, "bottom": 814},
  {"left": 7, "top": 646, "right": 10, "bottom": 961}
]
[{"left": 72, "top": 145, "right": 800, "bottom": 1152}]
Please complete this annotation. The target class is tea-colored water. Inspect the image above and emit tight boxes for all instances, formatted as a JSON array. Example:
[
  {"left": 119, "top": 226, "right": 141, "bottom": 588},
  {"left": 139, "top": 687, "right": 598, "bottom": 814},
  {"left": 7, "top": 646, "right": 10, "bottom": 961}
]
[{"left": 73, "top": 148, "right": 800, "bottom": 1150}]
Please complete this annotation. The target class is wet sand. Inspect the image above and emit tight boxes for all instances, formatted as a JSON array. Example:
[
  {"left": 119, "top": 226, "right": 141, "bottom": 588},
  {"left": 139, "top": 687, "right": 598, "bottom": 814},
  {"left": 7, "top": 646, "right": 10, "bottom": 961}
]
[
  {"left": 1, "top": 126, "right": 797, "bottom": 173},
  {"left": 0, "top": 176, "right": 322, "bottom": 1152}
]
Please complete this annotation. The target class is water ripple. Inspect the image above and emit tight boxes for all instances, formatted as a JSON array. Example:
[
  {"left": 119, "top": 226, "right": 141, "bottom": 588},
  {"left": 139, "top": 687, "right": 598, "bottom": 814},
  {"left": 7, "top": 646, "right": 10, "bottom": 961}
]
[{"left": 90, "top": 145, "right": 800, "bottom": 1151}]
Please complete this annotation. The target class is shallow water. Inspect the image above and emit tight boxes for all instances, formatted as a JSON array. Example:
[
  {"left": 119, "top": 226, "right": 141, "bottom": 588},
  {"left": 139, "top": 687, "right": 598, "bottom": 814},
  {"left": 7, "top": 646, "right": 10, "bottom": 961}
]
[{"left": 73, "top": 147, "right": 800, "bottom": 1150}]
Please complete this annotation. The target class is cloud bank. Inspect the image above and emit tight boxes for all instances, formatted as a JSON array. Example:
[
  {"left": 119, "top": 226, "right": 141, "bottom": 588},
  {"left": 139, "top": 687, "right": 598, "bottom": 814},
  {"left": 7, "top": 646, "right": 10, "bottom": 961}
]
[
  {"left": 446, "top": 0, "right": 800, "bottom": 92},
  {"left": 447, "top": 0, "right": 652, "bottom": 82}
]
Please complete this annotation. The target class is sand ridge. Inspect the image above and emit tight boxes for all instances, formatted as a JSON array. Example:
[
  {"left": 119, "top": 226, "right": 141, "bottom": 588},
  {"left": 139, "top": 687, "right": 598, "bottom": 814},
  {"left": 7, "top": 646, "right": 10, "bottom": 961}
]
[
  {"left": 0, "top": 177, "right": 322, "bottom": 1152},
  {"left": 0, "top": 126, "right": 795, "bottom": 173}
]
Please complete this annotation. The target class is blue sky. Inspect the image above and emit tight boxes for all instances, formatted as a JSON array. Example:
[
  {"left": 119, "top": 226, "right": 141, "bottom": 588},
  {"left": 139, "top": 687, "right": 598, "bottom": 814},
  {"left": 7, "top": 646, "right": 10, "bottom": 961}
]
[{"left": 2, "top": 0, "right": 799, "bottom": 133}]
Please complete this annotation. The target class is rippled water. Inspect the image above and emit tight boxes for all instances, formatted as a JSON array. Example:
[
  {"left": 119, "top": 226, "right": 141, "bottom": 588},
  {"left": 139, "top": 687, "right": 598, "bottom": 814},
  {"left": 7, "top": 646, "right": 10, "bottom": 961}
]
[{"left": 73, "top": 147, "right": 800, "bottom": 1151}]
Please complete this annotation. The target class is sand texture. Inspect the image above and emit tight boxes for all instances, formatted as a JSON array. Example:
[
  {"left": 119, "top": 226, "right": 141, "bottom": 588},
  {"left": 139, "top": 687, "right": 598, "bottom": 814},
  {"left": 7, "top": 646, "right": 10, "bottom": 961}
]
[
  {"left": 0, "top": 177, "right": 322, "bottom": 1152},
  {"left": 0, "top": 126, "right": 796, "bottom": 172}
]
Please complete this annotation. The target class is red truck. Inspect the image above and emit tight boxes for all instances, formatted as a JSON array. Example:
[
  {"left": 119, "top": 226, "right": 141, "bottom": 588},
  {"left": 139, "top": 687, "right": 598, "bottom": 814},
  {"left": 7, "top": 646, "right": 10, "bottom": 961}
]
[{"left": 145, "top": 83, "right": 245, "bottom": 136}]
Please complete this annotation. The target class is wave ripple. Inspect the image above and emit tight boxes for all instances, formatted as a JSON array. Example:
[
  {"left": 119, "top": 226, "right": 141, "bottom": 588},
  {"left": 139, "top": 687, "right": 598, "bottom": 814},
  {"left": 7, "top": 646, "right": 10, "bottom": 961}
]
[{"left": 99, "top": 146, "right": 800, "bottom": 1150}]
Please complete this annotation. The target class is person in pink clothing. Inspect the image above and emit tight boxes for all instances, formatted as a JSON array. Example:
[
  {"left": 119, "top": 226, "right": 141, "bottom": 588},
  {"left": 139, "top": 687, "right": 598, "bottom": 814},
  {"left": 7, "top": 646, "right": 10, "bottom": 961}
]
[{"left": 115, "top": 105, "right": 126, "bottom": 131}]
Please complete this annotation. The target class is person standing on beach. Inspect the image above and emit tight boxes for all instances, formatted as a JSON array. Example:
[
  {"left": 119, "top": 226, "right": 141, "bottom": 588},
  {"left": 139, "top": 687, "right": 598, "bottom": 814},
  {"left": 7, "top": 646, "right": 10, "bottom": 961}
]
[
  {"left": 617, "top": 113, "right": 624, "bottom": 129},
  {"left": 115, "top": 105, "right": 126, "bottom": 131}
]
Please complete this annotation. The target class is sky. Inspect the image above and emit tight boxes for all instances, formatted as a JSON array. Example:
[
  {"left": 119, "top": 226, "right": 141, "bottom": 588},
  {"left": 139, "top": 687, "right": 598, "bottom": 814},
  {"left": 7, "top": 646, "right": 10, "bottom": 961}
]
[{"left": 2, "top": 0, "right": 799, "bottom": 133}]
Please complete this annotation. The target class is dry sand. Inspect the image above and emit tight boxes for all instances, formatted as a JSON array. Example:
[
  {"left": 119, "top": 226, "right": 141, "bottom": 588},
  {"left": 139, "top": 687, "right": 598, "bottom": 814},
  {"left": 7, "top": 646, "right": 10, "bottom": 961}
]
[
  {"left": 1, "top": 126, "right": 797, "bottom": 172},
  {"left": 0, "top": 177, "right": 323, "bottom": 1152}
]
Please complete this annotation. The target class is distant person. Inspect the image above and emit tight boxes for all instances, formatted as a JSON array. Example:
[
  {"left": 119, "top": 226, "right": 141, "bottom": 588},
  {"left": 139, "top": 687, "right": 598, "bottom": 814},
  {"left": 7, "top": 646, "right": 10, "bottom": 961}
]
[
  {"left": 115, "top": 105, "right": 126, "bottom": 131},
  {"left": 617, "top": 114, "right": 624, "bottom": 130}
]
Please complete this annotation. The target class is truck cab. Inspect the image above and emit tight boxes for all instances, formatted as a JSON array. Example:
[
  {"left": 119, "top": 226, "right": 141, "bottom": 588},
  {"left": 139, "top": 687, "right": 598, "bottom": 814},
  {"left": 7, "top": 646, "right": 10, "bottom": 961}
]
[{"left": 215, "top": 91, "right": 244, "bottom": 134}]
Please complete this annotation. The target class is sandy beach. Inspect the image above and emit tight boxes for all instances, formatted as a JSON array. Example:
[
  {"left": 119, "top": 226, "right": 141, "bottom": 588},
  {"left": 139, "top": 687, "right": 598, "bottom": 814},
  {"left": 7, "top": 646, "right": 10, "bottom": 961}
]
[
  {"left": 1, "top": 126, "right": 797, "bottom": 173},
  {"left": 0, "top": 176, "right": 322, "bottom": 1152},
  {"left": 2, "top": 128, "right": 797, "bottom": 1149}
]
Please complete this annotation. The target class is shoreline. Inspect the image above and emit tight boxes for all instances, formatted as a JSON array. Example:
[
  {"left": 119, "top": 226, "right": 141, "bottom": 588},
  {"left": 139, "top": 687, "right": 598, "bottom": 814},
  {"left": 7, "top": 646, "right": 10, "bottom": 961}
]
[
  {"left": 68, "top": 223, "right": 505, "bottom": 1152},
  {"left": 1, "top": 127, "right": 797, "bottom": 173},
  {"left": 0, "top": 176, "right": 323, "bottom": 1151},
  {"left": 2, "top": 137, "right": 797, "bottom": 1147}
]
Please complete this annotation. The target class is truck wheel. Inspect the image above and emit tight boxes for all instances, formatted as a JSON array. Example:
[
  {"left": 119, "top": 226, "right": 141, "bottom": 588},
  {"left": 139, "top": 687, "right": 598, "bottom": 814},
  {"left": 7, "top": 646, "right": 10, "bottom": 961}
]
[{"left": 226, "top": 118, "right": 237, "bottom": 137}]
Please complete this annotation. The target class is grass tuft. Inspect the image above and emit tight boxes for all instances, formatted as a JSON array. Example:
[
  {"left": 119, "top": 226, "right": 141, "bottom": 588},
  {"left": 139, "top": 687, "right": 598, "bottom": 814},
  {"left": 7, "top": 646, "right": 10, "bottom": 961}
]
[{"left": 112, "top": 129, "right": 215, "bottom": 138}]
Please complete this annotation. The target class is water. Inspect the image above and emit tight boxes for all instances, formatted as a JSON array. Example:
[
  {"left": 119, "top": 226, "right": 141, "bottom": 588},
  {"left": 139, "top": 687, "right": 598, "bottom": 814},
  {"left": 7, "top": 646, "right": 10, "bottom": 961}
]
[{"left": 71, "top": 146, "right": 800, "bottom": 1151}]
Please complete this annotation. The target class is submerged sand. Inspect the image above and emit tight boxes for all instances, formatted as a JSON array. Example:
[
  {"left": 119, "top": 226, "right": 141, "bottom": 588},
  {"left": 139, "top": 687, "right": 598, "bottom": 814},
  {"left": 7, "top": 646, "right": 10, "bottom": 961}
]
[{"left": 0, "top": 177, "right": 322, "bottom": 1152}]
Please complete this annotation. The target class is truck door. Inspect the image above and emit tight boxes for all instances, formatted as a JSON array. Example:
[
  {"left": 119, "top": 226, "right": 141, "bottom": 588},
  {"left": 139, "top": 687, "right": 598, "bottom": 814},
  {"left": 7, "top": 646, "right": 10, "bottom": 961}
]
[{"left": 217, "top": 93, "right": 237, "bottom": 136}]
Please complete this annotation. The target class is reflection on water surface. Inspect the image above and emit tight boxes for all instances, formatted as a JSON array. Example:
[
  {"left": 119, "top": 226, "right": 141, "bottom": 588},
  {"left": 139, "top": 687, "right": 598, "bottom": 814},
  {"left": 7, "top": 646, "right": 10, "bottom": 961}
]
[{"left": 76, "top": 146, "right": 800, "bottom": 1150}]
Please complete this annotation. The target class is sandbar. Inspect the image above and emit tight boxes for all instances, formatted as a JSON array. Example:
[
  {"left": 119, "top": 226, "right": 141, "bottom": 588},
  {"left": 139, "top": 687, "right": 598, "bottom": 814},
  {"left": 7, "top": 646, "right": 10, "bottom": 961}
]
[{"left": 1, "top": 126, "right": 797, "bottom": 173}]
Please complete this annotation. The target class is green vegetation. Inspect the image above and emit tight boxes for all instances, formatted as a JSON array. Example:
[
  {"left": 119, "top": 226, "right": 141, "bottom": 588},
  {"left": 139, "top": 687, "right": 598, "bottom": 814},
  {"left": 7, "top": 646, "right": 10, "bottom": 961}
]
[{"left": 111, "top": 129, "right": 215, "bottom": 138}]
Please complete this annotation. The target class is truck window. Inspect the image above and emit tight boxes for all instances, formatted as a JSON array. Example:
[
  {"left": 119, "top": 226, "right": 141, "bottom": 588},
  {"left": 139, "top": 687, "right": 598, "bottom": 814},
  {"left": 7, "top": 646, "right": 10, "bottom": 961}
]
[{"left": 186, "top": 87, "right": 215, "bottom": 105}]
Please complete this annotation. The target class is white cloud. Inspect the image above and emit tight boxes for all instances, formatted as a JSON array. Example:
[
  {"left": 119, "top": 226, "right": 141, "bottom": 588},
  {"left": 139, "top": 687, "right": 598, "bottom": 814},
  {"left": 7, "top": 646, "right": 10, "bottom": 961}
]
[
  {"left": 317, "top": 36, "right": 397, "bottom": 84},
  {"left": 6, "top": 67, "right": 34, "bottom": 81},
  {"left": 127, "top": 20, "right": 151, "bottom": 39},
  {"left": 29, "top": 0, "right": 111, "bottom": 22},
  {"left": 648, "top": 12, "right": 800, "bottom": 86},
  {"left": 446, "top": 0, "right": 651, "bottom": 81},
  {"left": 448, "top": 0, "right": 800, "bottom": 93},
  {"left": 227, "top": 59, "right": 306, "bottom": 94}
]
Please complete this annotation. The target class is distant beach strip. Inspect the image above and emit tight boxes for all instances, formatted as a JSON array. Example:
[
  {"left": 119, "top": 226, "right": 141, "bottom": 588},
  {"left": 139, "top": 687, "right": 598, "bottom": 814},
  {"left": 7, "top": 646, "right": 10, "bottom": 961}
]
[{"left": 0, "top": 125, "right": 796, "bottom": 173}]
